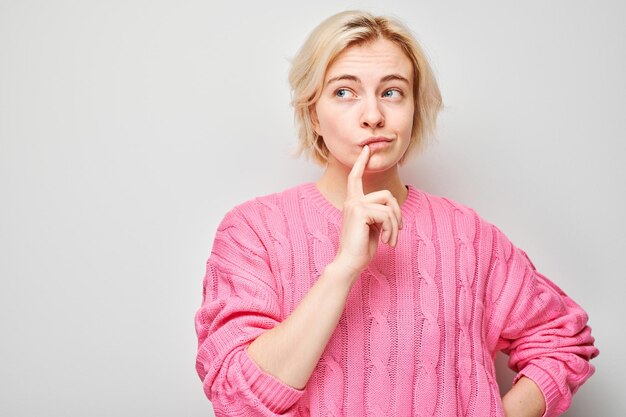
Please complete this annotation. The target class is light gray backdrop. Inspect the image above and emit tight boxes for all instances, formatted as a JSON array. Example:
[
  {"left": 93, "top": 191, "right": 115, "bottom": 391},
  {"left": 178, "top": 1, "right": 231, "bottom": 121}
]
[{"left": 1, "top": 1, "right": 623, "bottom": 416}]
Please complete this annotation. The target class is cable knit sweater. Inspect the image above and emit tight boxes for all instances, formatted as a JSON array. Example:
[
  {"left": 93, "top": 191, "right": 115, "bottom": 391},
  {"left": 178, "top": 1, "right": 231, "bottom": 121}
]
[{"left": 195, "top": 182, "right": 598, "bottom": 417}]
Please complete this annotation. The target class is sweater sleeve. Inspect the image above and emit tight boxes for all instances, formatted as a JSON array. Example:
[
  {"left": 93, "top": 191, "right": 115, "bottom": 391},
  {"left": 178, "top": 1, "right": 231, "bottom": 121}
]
[
  {"left": 488, "top": 226, "right": 599, "bottom": 417},
  {"left": 194, "top": 207, "right": 304, "bottom": 416}
]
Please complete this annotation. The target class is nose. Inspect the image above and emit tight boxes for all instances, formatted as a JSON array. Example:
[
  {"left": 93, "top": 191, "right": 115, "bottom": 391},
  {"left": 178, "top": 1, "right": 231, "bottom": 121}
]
[{"left": 359, "top": 96, "right": 385, "bottom": 129}]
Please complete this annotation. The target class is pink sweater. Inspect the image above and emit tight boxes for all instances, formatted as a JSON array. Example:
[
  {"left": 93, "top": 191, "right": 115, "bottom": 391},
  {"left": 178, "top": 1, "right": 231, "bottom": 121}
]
[{"left": 195, "top": 183, "right": 598, "bottom": 417}]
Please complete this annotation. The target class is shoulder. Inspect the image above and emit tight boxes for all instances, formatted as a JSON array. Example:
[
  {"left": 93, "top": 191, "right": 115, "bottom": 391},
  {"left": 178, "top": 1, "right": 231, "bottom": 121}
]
[
  {"left": 409, "top": 185, "right": 504, "bottom": 240},
  {"left": 411, "top": 187, "right": 524, "bottom": 277},
  {"left": 218, "top": 183, "right": 307, "bottom": 232},
  {"left": 410, "top": 186, "right": 483, "bottom": 222},
  {"left": 209, "top": 184, "right": 308, "bottom": 264}
]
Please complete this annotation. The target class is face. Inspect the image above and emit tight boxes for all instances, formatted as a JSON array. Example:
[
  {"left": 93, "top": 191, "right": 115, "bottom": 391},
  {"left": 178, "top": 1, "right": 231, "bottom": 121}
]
[{"left": 312, "top": 38, "right": 414, "bottom": 173}]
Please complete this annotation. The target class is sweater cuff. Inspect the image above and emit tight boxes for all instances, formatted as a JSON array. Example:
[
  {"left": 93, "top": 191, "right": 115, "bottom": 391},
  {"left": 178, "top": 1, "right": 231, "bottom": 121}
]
[
  {"left": 240, "top": 348, "right": 305, "bottom": 414},
  {"left": 514, "top": 363, "right": 564, "bottom": 417}
]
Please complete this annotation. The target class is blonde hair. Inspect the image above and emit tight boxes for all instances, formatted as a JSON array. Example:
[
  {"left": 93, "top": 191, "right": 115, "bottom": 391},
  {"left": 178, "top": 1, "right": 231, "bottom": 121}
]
[{"left": 289, "top": 10, "right": 444, "bottom": 165}]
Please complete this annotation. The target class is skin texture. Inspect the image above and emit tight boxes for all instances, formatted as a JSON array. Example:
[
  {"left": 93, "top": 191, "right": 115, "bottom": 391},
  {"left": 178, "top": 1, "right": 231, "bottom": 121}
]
[{"left": 247, "top": 38, "right": 545, "bottom": 417}]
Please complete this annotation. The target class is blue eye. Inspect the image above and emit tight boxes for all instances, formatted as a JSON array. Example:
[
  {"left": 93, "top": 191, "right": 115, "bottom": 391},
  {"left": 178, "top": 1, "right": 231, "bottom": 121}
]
[
  {"left": 335, "top": 88, "right": 353, "bottom": 98},
  {"left": 383, "top": 89, "right": 402, "bottom": 98}
]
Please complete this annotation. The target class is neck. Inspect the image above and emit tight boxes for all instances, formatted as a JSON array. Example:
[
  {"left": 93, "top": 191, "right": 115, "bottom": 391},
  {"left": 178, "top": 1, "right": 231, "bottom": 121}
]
[{"left": 316, "top": 162, "right": 407, "bottom": 210}]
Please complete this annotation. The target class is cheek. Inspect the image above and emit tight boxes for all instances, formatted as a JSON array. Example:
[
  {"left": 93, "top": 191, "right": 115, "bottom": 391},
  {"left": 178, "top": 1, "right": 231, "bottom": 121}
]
[
  {"left": 319, "top": 118, "right": 357, "bottom": 165},
  {"left": 322, "top": 130, "right": 352, "bottom": 159},
  {"left": 397, "top": 108, "right": 414, "bottom": 136},
  {"left": 317, "top": 106, "right": 343, "bottom": 134},
  {"left": 318, "top": 109, "right": 351, "bottom": 145}
]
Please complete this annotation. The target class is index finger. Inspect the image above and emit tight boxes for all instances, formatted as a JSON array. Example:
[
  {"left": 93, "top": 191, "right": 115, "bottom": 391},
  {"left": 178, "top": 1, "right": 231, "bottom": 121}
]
[{"left": 347, "top": 145, "right": 370, "bottom": 197}]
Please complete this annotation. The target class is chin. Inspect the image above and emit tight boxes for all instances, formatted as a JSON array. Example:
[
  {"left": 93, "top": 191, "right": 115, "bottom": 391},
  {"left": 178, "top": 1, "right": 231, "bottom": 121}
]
[
  {"left": 365, "top": 154, "right": 401, "bottom": 172},
  {"left": 365, "top": 160, "right": 399, "bottom": 173}
]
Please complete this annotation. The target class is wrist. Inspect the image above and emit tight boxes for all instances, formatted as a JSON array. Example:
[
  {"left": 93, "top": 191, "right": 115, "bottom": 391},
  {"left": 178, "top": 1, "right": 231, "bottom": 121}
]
[
  {"left": 325, "top": 258, "right": 362, "bottom": 286},
  {"left": 502, "top": 376, "right": 545, "bottom": 417}
]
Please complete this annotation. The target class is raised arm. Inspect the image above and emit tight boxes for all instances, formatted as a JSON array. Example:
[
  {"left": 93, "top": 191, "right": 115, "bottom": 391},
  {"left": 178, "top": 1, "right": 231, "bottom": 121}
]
[
  {"left": 196, "top": 145, "right": 403, "bottom": 415},
  {"left": 247, "top": 145, "right": 403, "bottom": 389}
]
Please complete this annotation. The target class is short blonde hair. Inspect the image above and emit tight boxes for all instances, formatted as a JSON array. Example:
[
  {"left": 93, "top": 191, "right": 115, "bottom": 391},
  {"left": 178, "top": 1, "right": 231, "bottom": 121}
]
[{"left": 289, "top": 10, "right": 444, "bottom": 165}]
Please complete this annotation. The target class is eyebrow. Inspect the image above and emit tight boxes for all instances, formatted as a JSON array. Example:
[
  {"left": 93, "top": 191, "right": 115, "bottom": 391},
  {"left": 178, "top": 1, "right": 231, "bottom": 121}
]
[{"left": 325, "top": 74, "right": 410, "bottom": 85}]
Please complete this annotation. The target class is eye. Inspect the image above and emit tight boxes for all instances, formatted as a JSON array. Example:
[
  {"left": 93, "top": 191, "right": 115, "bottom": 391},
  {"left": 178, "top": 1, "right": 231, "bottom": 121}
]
[
  {"left": 334, "top": 88, "right": 354, "bottom": 99},
  {"left": 382, "top": 89, "right": 402, "bottom": 99}
]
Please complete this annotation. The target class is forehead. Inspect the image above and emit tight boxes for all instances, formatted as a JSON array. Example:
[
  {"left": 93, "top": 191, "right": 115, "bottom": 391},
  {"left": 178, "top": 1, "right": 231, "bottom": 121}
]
[{"left": 325, "top": 38, "right": 413, "bottom": 82}]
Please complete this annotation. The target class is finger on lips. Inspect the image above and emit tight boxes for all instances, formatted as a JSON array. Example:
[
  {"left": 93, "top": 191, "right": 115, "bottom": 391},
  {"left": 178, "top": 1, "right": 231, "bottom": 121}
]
[
  {"left": 345, "top": 144, "right": 402, "bottom": 247},
  {"left": 346, "top": 145, "right": 402, "bottom": 246},
  {"left": 348, "top": 145, "right": 370, "bottom": 197}
]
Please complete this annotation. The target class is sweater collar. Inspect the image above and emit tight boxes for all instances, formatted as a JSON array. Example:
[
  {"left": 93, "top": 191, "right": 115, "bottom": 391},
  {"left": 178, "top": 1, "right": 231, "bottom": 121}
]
[{"left": 299, "top": 182, "right": 423, "bottom": 226}]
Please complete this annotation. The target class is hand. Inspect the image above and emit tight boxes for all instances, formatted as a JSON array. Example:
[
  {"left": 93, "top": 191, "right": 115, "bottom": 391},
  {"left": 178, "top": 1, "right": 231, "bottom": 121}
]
[
  {"left": 502, "top": 376, "right": 545, "bottom": 417},
  {"left": 333, "top": 145, "right": 403, "bottom": 279}
]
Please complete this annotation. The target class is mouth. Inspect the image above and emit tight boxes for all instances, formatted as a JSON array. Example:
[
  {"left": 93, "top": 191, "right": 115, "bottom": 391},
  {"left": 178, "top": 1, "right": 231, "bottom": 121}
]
[{"left": 359, "top": 136, "right": 393, "bottom": 147}]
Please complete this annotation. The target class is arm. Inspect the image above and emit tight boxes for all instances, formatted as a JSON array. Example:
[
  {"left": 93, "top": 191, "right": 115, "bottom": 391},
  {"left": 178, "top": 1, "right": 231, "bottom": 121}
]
[
  {"left": 247, "top": 144, "right": 402, "bottom": 389},
  {"left": 246, "top": 259, "right": 355, "bottom": 390},
  {"left": 196, "top": 145, "right": 402, "bottom": 413},
  {"left": 489, "top": 227, "right": 599, "bottom": 417},
  {"left": 502, "top": 376, "right": 545, "bottom": 417},
  {"left": 195, "top": 227, "right": 304, "bottom": 416}
]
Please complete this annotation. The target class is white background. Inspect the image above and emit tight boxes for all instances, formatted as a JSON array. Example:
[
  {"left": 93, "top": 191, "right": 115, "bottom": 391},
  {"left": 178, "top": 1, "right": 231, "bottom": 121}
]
[{"left": 1, "top": 1, "right": 624, "bottom": 416}]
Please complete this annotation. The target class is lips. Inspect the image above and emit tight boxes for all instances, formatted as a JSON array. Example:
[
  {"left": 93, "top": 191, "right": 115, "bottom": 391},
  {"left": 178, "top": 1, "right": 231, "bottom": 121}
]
[{"left": 359, "top": 136, "right": 393, "bottom": 146}]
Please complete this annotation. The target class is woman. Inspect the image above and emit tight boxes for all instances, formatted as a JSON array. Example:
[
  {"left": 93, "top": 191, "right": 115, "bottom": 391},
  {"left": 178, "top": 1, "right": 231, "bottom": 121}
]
[{"left": 195, "top": 10, "right": 598, "bottom": 417}]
